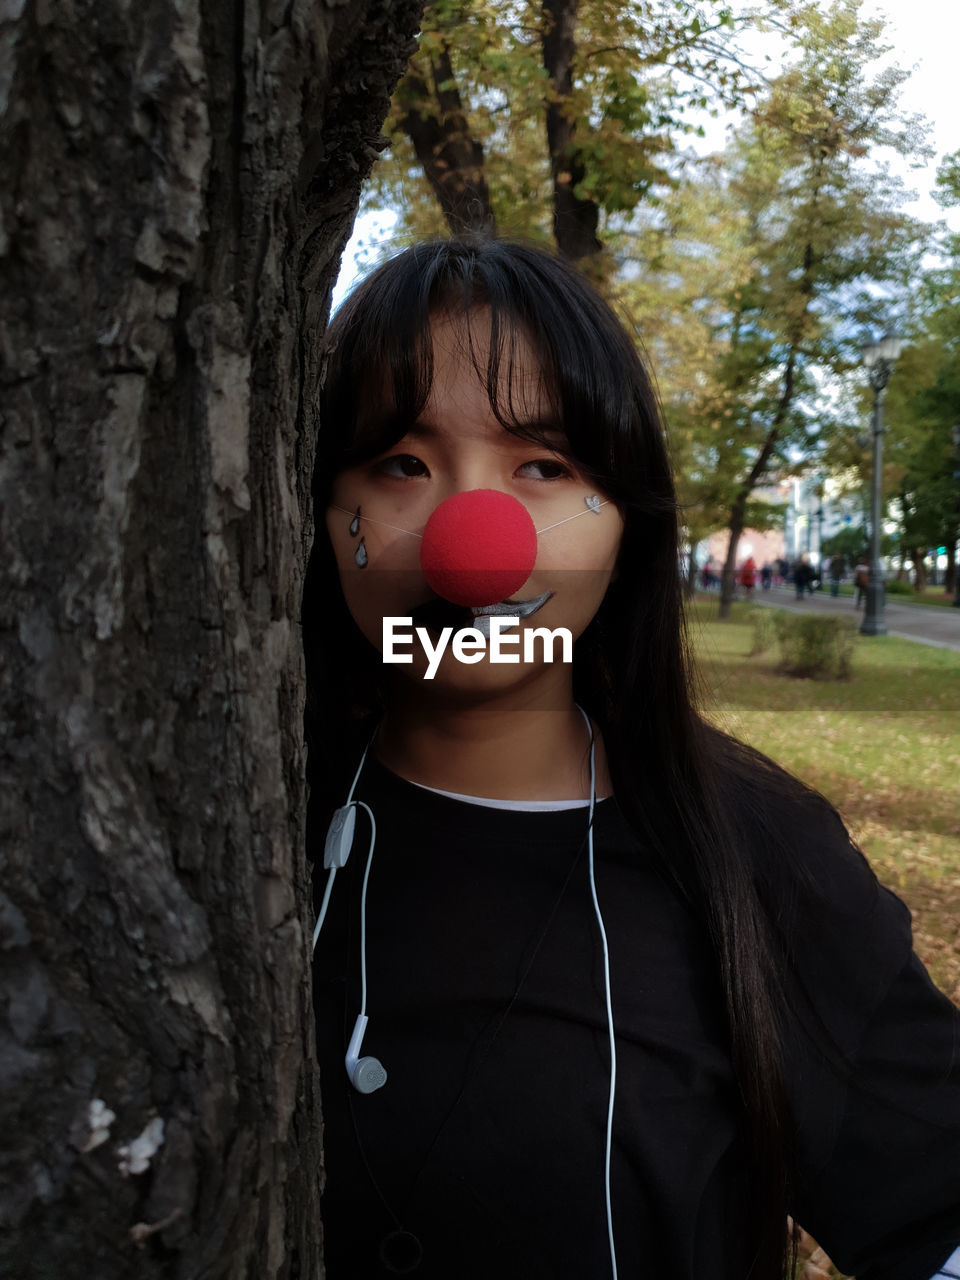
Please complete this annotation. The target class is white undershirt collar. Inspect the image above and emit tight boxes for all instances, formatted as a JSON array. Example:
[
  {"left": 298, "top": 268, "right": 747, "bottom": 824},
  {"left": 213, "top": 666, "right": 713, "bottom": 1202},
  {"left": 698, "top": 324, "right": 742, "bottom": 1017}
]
[{"left": 405, "top": 777, "right": 607, "bottom": 812}]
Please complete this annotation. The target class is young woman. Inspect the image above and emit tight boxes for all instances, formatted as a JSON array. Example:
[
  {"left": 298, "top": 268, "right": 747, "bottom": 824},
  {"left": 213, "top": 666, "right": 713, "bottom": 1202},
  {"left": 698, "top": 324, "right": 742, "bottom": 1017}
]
[{"left": 304, "top": 239, "right": 960, "bottom": 1280}]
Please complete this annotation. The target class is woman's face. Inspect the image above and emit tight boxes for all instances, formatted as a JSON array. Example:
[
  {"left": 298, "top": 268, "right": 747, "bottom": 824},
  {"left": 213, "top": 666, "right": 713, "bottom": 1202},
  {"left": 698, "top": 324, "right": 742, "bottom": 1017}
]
[{"left": 324, "top": 310, "right": 623, "bottom": 695}]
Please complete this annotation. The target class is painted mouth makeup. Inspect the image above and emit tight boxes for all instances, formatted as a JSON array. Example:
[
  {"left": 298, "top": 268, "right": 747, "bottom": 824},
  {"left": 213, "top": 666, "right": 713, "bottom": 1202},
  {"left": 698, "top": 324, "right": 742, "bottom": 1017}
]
[
  {"left": 470, "top": 591, "right": 553, "bottom": 638},
  {"left": 408, "top": 590, "right": 554, "bottom": 640}
]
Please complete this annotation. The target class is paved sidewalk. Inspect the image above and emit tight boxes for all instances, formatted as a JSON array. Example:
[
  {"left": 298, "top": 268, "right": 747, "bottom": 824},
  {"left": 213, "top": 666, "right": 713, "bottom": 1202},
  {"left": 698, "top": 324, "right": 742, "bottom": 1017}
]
[{"left": 745, "top": 585, "right": 960, "bottom": 654}]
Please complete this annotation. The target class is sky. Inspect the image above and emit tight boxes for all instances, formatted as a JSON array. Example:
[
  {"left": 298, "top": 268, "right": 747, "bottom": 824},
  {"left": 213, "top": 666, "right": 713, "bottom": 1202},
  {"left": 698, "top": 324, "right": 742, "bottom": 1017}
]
[
  {"left": 861, "top": 0, "right": 958, "bottom": 219},
  {"left": 332, "top": 0, "right": 960, "bottom": 306},
  {"left": 809, "top": 0, "right": 957, "bottom": 228}
]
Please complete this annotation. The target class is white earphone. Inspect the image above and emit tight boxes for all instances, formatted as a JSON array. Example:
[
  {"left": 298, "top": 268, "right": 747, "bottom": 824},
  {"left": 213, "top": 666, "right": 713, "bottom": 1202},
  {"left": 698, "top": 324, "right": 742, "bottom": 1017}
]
[
  {"left": 345, "top": 1013, "right": 388, "bottom": 1094},
  {"left": 313, "top": 738, "right": 386, "bottom": 1095}
]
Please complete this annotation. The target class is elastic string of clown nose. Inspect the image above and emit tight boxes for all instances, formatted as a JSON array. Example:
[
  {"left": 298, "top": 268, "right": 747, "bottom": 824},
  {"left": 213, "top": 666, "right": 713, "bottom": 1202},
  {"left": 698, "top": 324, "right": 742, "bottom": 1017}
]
[
  {"left": 330, "top": 494, "right": 609, "bottom": 541},
  {"left": 330, "top": 490, "right": 610, "bottom": 608}
]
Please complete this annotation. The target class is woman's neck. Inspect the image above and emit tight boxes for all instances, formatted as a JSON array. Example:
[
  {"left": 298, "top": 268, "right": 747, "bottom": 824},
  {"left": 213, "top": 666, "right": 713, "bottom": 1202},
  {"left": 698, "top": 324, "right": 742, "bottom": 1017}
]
[{"left": 374, "top": 689, "right": 613, "bottom": 802}]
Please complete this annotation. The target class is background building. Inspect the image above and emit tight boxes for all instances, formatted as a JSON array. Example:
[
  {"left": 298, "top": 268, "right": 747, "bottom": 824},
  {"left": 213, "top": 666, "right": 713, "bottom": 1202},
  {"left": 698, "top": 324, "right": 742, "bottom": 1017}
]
[{"left": 696, "top": 473, "right": 869, "bottom": 577}]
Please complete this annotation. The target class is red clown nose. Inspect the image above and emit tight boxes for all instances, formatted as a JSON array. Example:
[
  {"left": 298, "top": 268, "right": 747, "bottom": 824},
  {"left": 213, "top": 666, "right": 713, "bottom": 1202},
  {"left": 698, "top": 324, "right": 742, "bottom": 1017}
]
[{"left": 420, "top": 489, "right": 538, "bottom": 607}]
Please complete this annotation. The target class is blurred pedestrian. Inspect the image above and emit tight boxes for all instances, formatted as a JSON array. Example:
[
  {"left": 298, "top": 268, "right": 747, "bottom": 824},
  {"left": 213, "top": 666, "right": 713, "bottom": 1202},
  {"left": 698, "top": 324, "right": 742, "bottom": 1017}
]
[
  {"left": 854, "top": 556, "right": 870, "bottom": 608},
  {"left": 793, "top": 554, "right": 815, "bottom": 599},
  {"left": 828, "top": 553, "right": 845, "bottom": 597}
]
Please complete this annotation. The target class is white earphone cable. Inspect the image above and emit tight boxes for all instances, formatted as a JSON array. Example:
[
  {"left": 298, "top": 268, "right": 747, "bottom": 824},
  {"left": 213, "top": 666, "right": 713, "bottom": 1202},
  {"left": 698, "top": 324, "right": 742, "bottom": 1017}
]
[
  {"left": 357, "top": 803, "right": 378, "bottom": 1020},
  {"left": 346, "top": 739, "right": 373, "bottom": 804},
  {"left": 312, "top": 738, "right": 376, "bottom": 953},
  {"left": 312, "top": 868, "right": 338, "bottom": 951},
  {"left": 577, "top": 704, "right": 619, "bottom": 1280}
]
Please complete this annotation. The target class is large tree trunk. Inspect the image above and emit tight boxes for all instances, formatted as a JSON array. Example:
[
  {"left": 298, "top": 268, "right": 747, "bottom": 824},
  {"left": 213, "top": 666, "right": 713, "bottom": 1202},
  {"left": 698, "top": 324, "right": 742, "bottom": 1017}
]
[
  {"left": 719, "top": 431, "right": 780, "bottom": 620},
  {"left": 912, "top": 547, "right": 927, "bottom": 591},
  {"left": 719, "top": 502, "right": 747, "bottom": 619},
  {"left": 718, "top": 349, "right": 798, "bottom": 619},
  {"left": 398, "top": 42, "right": 496, "bottom": 237},
  {"left": 0, "top": 2, "right": 421, "bottom": 1277},
  {"left": 541, "top": 0, "right": 602, "bottom": 263}
]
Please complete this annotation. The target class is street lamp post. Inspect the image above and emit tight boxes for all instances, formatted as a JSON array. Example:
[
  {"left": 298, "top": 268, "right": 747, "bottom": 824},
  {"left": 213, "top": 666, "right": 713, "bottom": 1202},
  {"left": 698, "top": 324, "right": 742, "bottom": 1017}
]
[
  {"left": 861, "top": 334, "right": 904, "bottom": 637},
  {"left": 816, "top": 482, "right": 824, "bottom": 588},
  {"left": 952, "top": 424, "right": 960, "bottom": 608}
]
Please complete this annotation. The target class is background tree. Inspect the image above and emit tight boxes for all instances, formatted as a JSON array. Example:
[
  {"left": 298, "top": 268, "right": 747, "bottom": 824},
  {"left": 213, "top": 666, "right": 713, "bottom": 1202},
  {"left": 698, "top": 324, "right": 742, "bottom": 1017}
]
[
  {"left": 375, "top": 0, "right": 766, "bottom": 261},
  {"left": 0, "top": 2, "right": 422, "bottom": 1277},
  {"left": 892, "top": 151, "right": 960, "bottom": 592},
  {"left": 821, "top": 523, "right": 867, "bottom": 563},
  {"left": 828, "top": 151, "right": 960, "bottom": 597},
  {"left": 637, "top": 0, "right": 925, "bottom": 616},
  {"left": 880, "top": 336, "right": 960, "bottom": 590},
  {"left": 395, "top": 2, "right": 499, "bottom": 236}
]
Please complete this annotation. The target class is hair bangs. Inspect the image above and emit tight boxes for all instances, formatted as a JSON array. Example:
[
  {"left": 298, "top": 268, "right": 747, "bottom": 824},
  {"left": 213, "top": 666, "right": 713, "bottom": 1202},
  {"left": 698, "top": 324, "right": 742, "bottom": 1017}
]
[{"left": 317, "top": 240, "right": 675, "bottom": 520}]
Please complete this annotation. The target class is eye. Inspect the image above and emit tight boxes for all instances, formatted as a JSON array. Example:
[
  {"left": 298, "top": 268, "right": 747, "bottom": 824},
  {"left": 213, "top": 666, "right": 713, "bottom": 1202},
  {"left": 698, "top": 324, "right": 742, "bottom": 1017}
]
[
  {"left": 374, "top": 453, "right": 429, "bottom": 479},
  {"left": 516, "top": 458, "right": 574, "bottom": 480}
]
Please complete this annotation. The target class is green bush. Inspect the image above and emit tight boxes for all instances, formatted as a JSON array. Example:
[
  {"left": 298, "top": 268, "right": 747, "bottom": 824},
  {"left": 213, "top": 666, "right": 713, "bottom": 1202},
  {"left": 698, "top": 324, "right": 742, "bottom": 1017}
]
[
  {"left": 885, "top": 578, "right": 913, "bottom": 595},
  {"left": 772, "top": 613, "right": 858, "bottom": 679},
  {"left": 747, "top": 607, "right": 778, "bottom": 655}
]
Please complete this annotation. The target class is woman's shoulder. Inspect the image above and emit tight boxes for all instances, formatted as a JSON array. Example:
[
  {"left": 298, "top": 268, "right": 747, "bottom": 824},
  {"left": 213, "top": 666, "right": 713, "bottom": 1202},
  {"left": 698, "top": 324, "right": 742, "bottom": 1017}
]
[
  {"left": 704, "top": 727, "right": 915, "bottom": 1039},
  {"left": 706, "top": 727, "right": 880, "bottom": 893}
]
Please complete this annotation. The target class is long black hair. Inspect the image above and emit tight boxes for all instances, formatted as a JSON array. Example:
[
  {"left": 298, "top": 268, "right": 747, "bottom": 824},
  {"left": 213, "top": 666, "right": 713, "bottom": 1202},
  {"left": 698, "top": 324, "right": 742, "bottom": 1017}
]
[{"left": 304, "top": 238, "right": 799, "bottom": 1278}]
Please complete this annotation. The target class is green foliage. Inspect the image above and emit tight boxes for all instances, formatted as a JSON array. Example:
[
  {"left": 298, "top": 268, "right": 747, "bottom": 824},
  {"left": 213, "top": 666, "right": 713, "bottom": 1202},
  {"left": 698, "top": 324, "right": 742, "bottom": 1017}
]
[
  {"left": 773, "top": 612, "right": 858, "bottom": 679},
  {"left": 370, "top": 0, "right": 786, "bottom": 247},
  {"left": 821, "top": 526, "right": 866, "bottom": 560},
  {"left": 885, "top": 578, "right": 914, "bottom": 595},
  {"left": 934, "top": 149, "right": 960, "bottom": 208},
  {"left": 746, "top": 606, "right": 778, "bottom": 655}
]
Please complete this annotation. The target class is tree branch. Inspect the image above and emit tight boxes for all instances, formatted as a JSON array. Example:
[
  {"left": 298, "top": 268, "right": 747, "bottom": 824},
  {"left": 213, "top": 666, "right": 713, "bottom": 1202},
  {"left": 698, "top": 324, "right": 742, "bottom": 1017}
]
[{"left": 397, "top": 41, "right": 496, "bottom": 237}]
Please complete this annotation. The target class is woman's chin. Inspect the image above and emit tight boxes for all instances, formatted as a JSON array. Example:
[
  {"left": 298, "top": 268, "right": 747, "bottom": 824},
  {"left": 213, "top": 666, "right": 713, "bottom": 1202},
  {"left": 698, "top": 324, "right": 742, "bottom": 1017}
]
[
  {"left": 409, "top": 596, "right": 474, "bottom": 633},
  {"left": 394, "top": 648, "right": 571, "bottom": 708}
]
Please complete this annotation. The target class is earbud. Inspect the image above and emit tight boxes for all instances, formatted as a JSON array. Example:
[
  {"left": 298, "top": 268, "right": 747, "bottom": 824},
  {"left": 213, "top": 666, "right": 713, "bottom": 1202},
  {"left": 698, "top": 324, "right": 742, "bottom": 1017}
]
[{"left": 345, "top": 1014, "right": 387, "bottom": 1094}]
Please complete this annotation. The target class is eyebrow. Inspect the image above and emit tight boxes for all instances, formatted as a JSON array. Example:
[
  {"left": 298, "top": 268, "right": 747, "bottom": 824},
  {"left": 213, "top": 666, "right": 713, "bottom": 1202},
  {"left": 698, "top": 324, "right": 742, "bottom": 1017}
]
[{"left": 401, "top": 417, "right": 569, "bottom": 444}]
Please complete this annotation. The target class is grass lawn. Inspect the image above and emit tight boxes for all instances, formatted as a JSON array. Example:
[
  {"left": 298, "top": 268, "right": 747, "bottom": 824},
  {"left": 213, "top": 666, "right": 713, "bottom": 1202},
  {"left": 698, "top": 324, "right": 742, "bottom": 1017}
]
[
  {"left": 886, "top": 586, "right": 959, "bottom": 608},
  {"left": 689, "top": 600, "right": 960, "bottom": 1002},
  {"left": 832, "top": 581, "right": 959, "bottom": 608}
]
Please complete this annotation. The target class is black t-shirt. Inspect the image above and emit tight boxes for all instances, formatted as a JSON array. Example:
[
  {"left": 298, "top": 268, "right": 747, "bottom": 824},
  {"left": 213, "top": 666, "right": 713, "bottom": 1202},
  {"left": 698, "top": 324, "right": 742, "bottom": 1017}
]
[{"left": 312, "top": 758, "right": 960, "bottom": 1280}]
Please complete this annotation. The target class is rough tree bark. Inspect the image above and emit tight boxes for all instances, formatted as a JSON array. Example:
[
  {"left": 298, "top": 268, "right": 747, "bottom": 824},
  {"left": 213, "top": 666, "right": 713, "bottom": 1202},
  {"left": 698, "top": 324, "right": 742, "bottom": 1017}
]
[{"left": 0, "top": 2, "right": 422, "bottom": 1277}]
